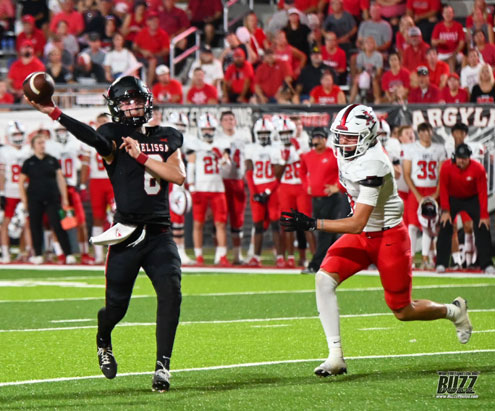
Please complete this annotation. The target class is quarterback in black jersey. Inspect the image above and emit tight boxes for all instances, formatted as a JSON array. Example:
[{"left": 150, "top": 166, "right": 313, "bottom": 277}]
[{"left": 27, "top": 76, "right": 186, "bottom": 392}]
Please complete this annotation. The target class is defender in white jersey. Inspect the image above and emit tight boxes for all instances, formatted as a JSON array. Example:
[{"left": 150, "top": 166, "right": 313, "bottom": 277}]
[
  {"left": 280, "top": 104, "right": 473, "bottom": 378},
  {"left": 0, "top": 122, "right": 31, "bottom": 263},
  {"left": 216, "top": 111, "right": 251, "bottom": 264},
  {"left": 403, "top": 122, "right": 447, "bottom": 262},
  {"left": 186, "top": 113, "right": 231, "bottom": 266}
]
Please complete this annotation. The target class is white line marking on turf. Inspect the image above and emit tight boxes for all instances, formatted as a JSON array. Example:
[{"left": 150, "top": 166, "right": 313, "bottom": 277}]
[
  {"left": 2, "top": 264, "right": 495, "bottom": 278},
  {"left": 1, "top": 283, "right": 494, "bottom": 304},
  {"left": 251, "top": 324, "right": 289, "bottom": 328},
  {"left": 359, "top": 327, "right": 391, "bottom": 331},
  {"left": 0, "top": 349, "right": 493, "bottom": 387},
  {"left": 472, "top": 329, "right": 495, "bottom": 333},
  {"left": 1, "top": 309, "right": 493, "bottom": 333},
  {"left": 50, "top": 319, "right": 94, "bottom": 323},
  {"left": 0, "top": 280, "right": 103, "bottom": 288}
]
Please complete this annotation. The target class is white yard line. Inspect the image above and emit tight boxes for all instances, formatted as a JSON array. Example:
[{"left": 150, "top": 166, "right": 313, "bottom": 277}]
[
  {"left": 1, "top": 283, "right": 494, "bottom": 304},
  {"left": 1, "top": 309, "right": 494, "bottom": 333},
  {"left": 50, "top": 319, "right": 94, "bottom": 323},
  {"left": 0, "top": 349, "right": 493, "bottom": 388},
  {"left": 472, "top": 329, "right": 495, "bottom": 333},
  {"left": 1, "top": 264, "right": 495, "bottom": 278}
]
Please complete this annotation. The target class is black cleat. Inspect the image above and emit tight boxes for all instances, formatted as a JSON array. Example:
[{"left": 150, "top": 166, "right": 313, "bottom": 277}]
[
  {"left": 97, "top": 342, "right": 117, "bottom": 379},
  {"left": 152, "top": 362, "right": 171, "bottom": 392}
]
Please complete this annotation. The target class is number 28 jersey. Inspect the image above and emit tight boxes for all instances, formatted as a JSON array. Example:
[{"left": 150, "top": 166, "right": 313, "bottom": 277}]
[
  {"left": 404, "top": 141, "right": 447, "bottom": 188},
  {"left": 97, "top": 122, "right": 183, "bottom": 225}
]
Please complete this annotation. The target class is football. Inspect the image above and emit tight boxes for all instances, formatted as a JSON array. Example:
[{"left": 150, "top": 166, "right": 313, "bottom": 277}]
[{"left": 22, "top": 72, "right": 55, "bottom": 105}]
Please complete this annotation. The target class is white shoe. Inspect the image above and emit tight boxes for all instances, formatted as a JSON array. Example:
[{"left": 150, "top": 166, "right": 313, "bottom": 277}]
[
  {"left": 484, "top": 265, "right": 495, "bottom": 274},
  {"left": 178, "top": 250, "right": 194, "bottom": 265},
  {"left": 1, "top": 255, "right": 10, "bottom": 264},
  {"left": 452, "top": 297, "right": 472, "bottom": 344},
  {"left": 66, "top": 255, "right": 77, "bottom": 264},
  {"left": 436, "top": 265, "right": 446, "bottom": 273},
  {"left": 29, "top": 256, "right": 44, "bottom": 265},
  {"left": 314, "top": 356, "right": 347, "bottom": 377}
]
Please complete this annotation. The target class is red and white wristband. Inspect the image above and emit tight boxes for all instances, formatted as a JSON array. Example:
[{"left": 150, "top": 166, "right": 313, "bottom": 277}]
[
  {"left": 136, "top": 152, "right": 149, "bottom": 165},
  {"left": 49, "top": 107, "right": 62, "bottom": 120}
]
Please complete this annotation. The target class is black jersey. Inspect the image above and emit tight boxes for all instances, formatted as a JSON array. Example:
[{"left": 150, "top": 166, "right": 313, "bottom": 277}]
[{"left": 97, "top": 122, "right": 183, "bottom": 226}]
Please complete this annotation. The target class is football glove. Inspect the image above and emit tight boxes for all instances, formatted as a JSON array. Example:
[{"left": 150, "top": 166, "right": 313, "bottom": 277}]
[
  {"left": 253, "top": 192, "right": 270, "bottom": 204},
  {"left": 280, "top": 209, "right": 316, "bottom": 232},
  {"left": 0, "top": 192, "right": 5, "bottom": 210}
]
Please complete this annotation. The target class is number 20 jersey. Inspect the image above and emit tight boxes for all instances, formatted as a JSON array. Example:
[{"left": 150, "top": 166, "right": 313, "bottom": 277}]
[
  {"left": 403, "top": 141, "right": 447, "bottom": 188},
  {"left": 97, "top": 122, "right": 183, "bottom": 225}
]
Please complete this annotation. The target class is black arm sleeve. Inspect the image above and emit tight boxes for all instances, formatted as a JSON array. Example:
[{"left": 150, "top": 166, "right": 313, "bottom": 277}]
[
  {"left": 58, "top": 114, "right": 113, "bottom": 157},
  {"left": 359, "top": 176, "right": 384, "bottom": 187}
]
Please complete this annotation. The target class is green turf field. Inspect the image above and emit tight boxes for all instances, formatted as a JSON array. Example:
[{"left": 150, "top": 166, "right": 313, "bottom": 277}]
[{"left": 0, "top": 268, "right": 494, "bottom": 410}]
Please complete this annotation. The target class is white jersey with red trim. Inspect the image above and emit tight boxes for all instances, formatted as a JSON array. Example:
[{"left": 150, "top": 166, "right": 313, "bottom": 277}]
[
  {"left": 271, "top": 141, "right": 302, "bottom": 185},
  {"left": 80, "top": 144, "right": 109, "bottom": 179},
  {"left": 216, "top": 129, "right": 251, "bottom": 180},
  {"left": 59, "top": 136, "right": 83, "bottom": 187},
  {"left": 0, "top": 145, "right": 29, "bottom": 199},
  {"left": 245, "top": 143, "right": 277, "bottom": 186},
  {"left": 190, "top": 137, "right": 230, "bottom": 193},
  {"left": 383, "top": 137, "right": 401, "bottom": 164},
  {"left": 404, "top": 141, "right": 447, "bottom": 188},
  {"left": 337, "top": 142, "right": 404, "bottom": 232}
]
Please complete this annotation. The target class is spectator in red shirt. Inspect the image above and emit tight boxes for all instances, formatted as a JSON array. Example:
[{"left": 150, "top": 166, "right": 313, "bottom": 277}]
[
  {"left": 406, "top": 0, "right": 441, "bottom": 43},
  {"left": 381, "top": 52, "right": 410, "bottom": 103},
  {"left": 309, "top": 71, "right": 346, "bottom": 104},
  {"left": 187, "top": 0, "right": 223, "bottom": 47},
  {"left": 321, "top": 31, "right": 347, "bottom": 84},
  {"left": 121, "top": 0, "right": 147, "bottom": 45},
  {"left": 186, "top": 67, "right": 218, "bottom": 104},
  {"left": 133, "top": 11, "right": 170, "bottom": 85},
  {"left": 408, "top": 65, "right": 441, "bottom": 103},
  {"left": 152, "top": 65, "right": 183, "bottom": 104},
  {"left": 7, "top": 40, "right": 45, "bottom": 103},
  {"left": 222, "top": 48, "right": 254, "bottom": 103},
  {"left": 0, "top": 80, "right": 14, "bottom": 104},
  {"left": 396, "top": 15, "right": 414, "bottom": 58},
  {"left": 49, "top": 0, "right": 85, "bottom": 36},
  {"left": 16, "top": 15, "right": 46, "bottom": 58},
  {"left": 253, "top": 49, "right": 292, "bottom": 103},
  {"left": 425, "top": 47, "right": 449, "bottom": 89},
  {"left": 473, "top": 29, "right": 495, "bottom": 70},
  {"left": 273, "top": 30, "right": 307, "bottom": 79},
  {"left": 402, "top": 26, "right": 429, "bottom": 86},
  {"left": 244, "top": 11, "right": 269, "bottom": 62},
  {"left": 436, "top": 143, "right": 493, "bottom": 273},
  {"left": 440, "top": 73, "right": 469, "bottom": 103},
  {"left": 431, "top": 6, "right": 465, "bottom": 72}
]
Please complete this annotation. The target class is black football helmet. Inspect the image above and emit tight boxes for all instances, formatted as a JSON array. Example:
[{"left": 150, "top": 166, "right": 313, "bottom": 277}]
[{"left": 104, "top": 76, "right": 153, "bottom": 127}]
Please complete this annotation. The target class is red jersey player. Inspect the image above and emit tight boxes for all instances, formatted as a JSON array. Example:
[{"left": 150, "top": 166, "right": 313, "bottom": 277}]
[{"left": 280, "top": 104, "right": 472, "bottom": 378}]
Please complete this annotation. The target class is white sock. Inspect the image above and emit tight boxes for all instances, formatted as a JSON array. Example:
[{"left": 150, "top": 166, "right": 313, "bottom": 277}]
[
  {"left": 452, "top": 251, "right": 462, "bottom": 265},
  {"left": 79, "top": 241, "right": 88, "bottom": 254},
  {"left": 445, "top": 303, "right": 460, "bottom": 321},
  {"left": 177, "top": 243, "right": 185, "bottom": 252},
  {"left": 216, "top": 246, "right": 227, "bottom": 259},
  {"left": 288, "top": 254, "right": 294, "bottom": 260},
  {"left": 2, "top": 245, "right": 8, "bottom": 257},
  {"left": 254, "top": 254, "right": 261, "bottom": 261},
  {"left": 315, "top": 271, "right": 342, "bottom": 355},
  {"left": 92, "top": 226, "right": 104, "bottom": 261},
  {"left": 247, "top": 227, "right": 255, "bottom": 258},
  {"left": 421, "top": 231, "right": 432, "bottom": 259},
  {"left": 53, "top": 241, "right": 63, "bottom": 256},
  {"left": 408, "top": 225, "right": 419, "bottom": 256},
  {"left": 194, "top": 248, "right": 202, "bottom": 258}
]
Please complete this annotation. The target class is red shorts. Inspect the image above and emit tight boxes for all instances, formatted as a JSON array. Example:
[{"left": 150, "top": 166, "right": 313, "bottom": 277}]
[
  {"left": 455, "top": 211, "right": 472, "bottom": 224},
  {"left": 223, "top": 179, "right": 247, "bottom": 229},
  {"left": 89, "top": 178, "right": 114, "bottom": 221},
  {"left": 192, "top": 191, "right": 228, "bottom": 223},
  {"left": 4, "top": 198, "right": 21, "bottom": 219},
  {"left": 398, "top": 190, "right": 409, "bottom": 226},
  {"left": 406, "top": 186, "right": 436, "bottom": 228},
  {"left": 251, "top": 182, "right": 280, "bottom": 223},
  {"left": 68, "top": 186, "right": 86, "bottom": 225},
  {"left": 320, "top": 223, "right": 412, "bottom": 310},
  {"left": 168, "top": 185, "right": 185, "bottom": 225},
  {"left": 278, "top": 183, "right": 312, "bottom": 216}
]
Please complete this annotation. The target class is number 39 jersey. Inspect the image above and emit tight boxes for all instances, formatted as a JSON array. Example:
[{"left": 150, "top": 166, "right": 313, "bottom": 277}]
[
  {"left": 190, "top": 137, "right": 230, "bottom": 193},
  {"left": 404, "top": 141, "right": 447, "bottom": 188},
  {"left": 0, "top": 145, "right": 28, "bottom": 199},
  {"left": 245, "top": 143, "right": 276, "bottom": 186},
  {"left": 97, "top": 123, "right": 183, "bottom": 225}
]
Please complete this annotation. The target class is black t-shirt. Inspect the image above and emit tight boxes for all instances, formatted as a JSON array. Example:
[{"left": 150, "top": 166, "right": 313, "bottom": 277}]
[
  {"left": 21, "top": 154, "right": 61, "bottom": 201},
  {"left": 97, "top": 122, "right": 183, "bottom": 226},
  {"left": 470, "top": 84, "right": 495, "bottom": 103},
  {"left": 296, "top": 63, "right": 337, "bottom": 95},
  {"left": 284, "top": 24, "right": 311, "bottom": 56}
]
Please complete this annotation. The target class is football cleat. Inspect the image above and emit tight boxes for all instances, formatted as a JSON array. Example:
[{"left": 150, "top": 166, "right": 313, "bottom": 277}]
[
  {"left": 97, "top": 340, "right": 117, "bottom": 379},
  {"left": 314, "top": 356, "right": 347, "bottom": 377},
  {"left": 66, "top": 255, "right": 77, "bottom": 265},
  {"left": 246, "top": 257, "right": 262, "bottom": 268},
  {"left": 452, "top": 297, "right": 472, "bottom": 344},
  {"left": 152, "top": 362, "right": 171, "bottom": 392},
  {"left": 276, "top": 257, "right": 286, "bottom": 268},
  {"left": 286, "top": 257, "right": 296, "bottom": 268},
  {"left": 195, "top": 255, "right": 205, "bottom": 266},
  {"left": 81, "top": 253, "right": 95, "bottom": 265},
  {"left": 219, "top": 256, "right": 231, "bottom": 267}
]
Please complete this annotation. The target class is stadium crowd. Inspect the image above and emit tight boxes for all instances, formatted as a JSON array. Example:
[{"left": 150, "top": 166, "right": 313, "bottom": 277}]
[{"left": 0, "top": 0, "right": 493, "bottom": 273}]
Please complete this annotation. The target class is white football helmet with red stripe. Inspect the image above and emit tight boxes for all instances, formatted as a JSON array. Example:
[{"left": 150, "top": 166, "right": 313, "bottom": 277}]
[
  {"left": 253, "top": 118, "right": 274, "bottom": 146},
  {"left": 6, "top": 121, "right": 26, "bottom": 146},
  {"left": 197, "top": 113, "right": 218, "bottom": 143},
  {"left": 331, "top": 104, "right": 378, "bottom": 159}
]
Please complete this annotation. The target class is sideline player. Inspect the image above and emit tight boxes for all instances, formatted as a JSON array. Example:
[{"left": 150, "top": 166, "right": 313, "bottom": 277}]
[
  {"left": 27, "top": 76, "right": 186, "bottom": 392},
  {"left": 280, "top": 104, "right": 472, "bottom": 377}
]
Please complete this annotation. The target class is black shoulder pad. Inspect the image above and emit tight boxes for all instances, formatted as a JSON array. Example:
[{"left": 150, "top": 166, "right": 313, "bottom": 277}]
[
  {"left": 392, "top": 159, "right": 400, "bottom": 165},
  {"left": 358, "top": 176, "right": 384, "bottom": 187},
  {"left": 163, "top": 126, "right": 184, "bottom": 149}
]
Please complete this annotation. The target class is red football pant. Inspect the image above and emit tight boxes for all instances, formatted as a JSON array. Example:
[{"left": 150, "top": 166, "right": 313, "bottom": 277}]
[
  {"left": 192, "top": 192, "right": 228, "bottom": 223},
  {"left": 68, "top": 186, "right": 86, "bottom": 225},
  {"left": 250, "top": 182, "right": 280, "bottom": 223},
  {"left": 223, "top": 179, "right": 246, "bottom": 230},
  {"left": 278, "top": 183, "right": 312, "bottom": 216},
  {"left": 4, "top": 198, "right": 21, "bottom": 219},
  {"left": 321, "top": 223, "right": 412, "bottom": 310},
  {"left": 89, "top": 178, "right": 114, "bottom": 221}
]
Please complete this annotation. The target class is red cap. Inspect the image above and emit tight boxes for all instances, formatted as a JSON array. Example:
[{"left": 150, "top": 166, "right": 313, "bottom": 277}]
[
  {"left": 20, "top": 39, "right": 35, "bottom": 49},
  {"left": 233, "top": 48, "right": 246, "bottom": 59},
  {"left": 22, "top": 15, "right": 36, "bottom": 25},
  {"left": 448, "top": 72, "right": 460, "bottom": 80},
  {"left": 147, "top": 10, "right": 159, "bottom": 19}
]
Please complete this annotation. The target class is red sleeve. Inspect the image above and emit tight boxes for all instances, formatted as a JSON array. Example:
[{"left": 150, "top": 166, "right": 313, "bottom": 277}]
[
  {"left": 245, "top": 169, "right": 257, "bottom": 194},
  {"left": 337, "top": 49, "right": 347, "bottom": 72},
  {"left": 207, "top": 84, "right": 218, "bottom": 102},
  {"left": 49, "top": 14, "right": 59, "bottom": 33},
  {"left": 299, "top": 154, "right": 309, "bottom": 193},
  {"left": 439, "top": 161, "right": 450, "bottom": 211},
  {"left": 406, "top": 0, "right": 413, "bottom": 11},
  {"left": 246, "top": 62, "right": 254, "bottom": 78},
  {"left": 134, "top": 29, "right": 145, "bottom": 48},
  {"left": 431, "top": 23, "right": 441, "bottom": 41},
  {"left": 224, "top": 65, "right": 234, "bottom": 82},
  {"left": 401, "top": 69, "right": 411, "bottom": 88},
  {"left": 75, "top": 12, "right": 85, "bottom": 34},
  {"left": 476, "top": 163, "right": 489, "bottom": 219},
  {"left": 381, "top": 71, "right": 389, "bottom": 91},
  {"left": 186, "top": 88, "right": 193, "bottom": 103},
  {"left": 160, "top": 30, "right": 170, "bottom": 48}
]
